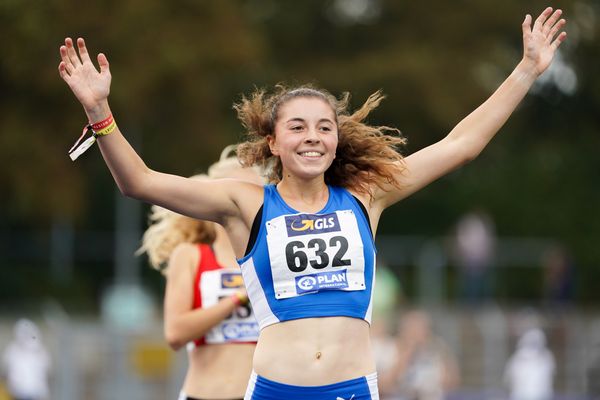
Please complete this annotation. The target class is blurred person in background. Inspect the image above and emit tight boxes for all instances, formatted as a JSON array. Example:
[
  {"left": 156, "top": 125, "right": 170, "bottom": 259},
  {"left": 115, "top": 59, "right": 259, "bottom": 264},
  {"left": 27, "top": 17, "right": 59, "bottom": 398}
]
[
  {"left": 58, "top": 6, "right": 566, "bottom": 399},
  {"left": 541, "top": 245, "right": 575, "bottom": 307},
  {"left": 373, "top": 259, "right": 403, "bottom": 318},
  {"left": 137, "top": 148, "right": 263, "bottom": 400},
  {"left": 379, "top": 311, "right": 460, "bottom": 400},
  {"left": 454, "top": 209, "right": 496, "bottom": 304},
  {"left": 503, "top": 328, "right": 555, "bottom": 400},
  {"left": 1, "top": 319, "right": 51, "bottom": 400},
  {"left": 371, "top": 319, "right": 398, "bottom": 392},
  {"left": 587, "top": 340, "right": 600, "bottom": 398}
]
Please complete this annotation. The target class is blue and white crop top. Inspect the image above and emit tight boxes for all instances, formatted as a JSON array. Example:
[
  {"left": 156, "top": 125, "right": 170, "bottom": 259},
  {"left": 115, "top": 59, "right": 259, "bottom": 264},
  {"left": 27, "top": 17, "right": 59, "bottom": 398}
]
[{"left": 237, "top": 184, "right": 376, "bottom": 330}]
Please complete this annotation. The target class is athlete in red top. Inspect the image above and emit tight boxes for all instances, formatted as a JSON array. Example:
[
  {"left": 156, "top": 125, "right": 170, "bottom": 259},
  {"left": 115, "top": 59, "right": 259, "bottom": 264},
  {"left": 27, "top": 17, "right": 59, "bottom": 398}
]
[{"left": 138, "top": 148, "right": 263, "bottom": 400}]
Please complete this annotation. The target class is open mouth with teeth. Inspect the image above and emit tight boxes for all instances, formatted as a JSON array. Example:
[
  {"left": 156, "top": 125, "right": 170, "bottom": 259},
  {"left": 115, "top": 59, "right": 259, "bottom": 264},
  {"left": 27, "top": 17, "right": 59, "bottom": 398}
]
[{"left": 298, "top": 151, "right": 323, "bottom": 158}]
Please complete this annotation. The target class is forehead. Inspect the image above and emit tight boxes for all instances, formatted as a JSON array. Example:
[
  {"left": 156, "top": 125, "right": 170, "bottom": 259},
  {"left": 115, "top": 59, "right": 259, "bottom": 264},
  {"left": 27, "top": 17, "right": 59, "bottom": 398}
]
[{"left": 277, "top": 96, "right": 336, "bottom": 121}]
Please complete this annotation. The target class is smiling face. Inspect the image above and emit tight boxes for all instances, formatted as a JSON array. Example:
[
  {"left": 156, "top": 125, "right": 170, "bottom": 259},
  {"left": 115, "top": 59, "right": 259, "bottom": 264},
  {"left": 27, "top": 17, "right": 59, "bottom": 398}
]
[{"left": 268, "top": 96, "right": 338, "bottom": 181}]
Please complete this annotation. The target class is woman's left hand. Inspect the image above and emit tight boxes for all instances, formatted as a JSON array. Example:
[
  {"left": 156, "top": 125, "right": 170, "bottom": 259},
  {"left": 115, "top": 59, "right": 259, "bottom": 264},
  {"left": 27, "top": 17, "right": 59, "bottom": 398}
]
[{"left": 522, "top": 7, "right": 567, "bottom": 76}]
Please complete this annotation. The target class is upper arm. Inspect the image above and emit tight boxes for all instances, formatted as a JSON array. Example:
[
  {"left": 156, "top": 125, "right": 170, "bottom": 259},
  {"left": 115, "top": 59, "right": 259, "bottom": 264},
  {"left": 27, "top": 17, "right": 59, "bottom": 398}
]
[
  {"left": 163, "top": 243, "right": 198, "bottom": 328},
  {"left": 372, "top": 135, "right": 472, "bottom": 210},
  {"left": 134, "top": 171, "right": 262, "bottom": 225}
]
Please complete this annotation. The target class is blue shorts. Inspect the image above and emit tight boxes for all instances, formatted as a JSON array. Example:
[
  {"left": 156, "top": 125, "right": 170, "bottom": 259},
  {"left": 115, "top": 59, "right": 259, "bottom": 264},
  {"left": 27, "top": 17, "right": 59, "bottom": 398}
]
[
  {"left": 244, "top": 371, "right": 379, "bottom": 400},
  {"left": 178, "top": 390, "right": 242, "bottom": 400}
]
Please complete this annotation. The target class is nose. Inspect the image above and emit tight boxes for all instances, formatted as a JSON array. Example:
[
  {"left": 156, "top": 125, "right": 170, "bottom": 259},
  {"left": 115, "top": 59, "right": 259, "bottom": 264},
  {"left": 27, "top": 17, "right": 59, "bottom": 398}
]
[{"left": 304, "top": 127, "right": 320, "bottom": 144}]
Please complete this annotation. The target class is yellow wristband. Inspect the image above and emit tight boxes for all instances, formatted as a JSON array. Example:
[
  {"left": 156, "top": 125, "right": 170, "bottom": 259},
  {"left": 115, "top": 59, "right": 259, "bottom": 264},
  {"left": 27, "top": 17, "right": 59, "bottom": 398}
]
[{"left": 94, "top": 120, "right": 117, "bottom": 137}]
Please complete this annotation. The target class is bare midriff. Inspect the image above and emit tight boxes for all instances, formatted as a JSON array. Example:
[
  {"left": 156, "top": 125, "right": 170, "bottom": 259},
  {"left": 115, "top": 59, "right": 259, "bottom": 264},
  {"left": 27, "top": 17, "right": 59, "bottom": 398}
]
[
  {"left": 253, "top": 316, "right": 375, "bottom": 385},
  {"left": 184, "top": 342, "right": 255, "bottom": 398}
]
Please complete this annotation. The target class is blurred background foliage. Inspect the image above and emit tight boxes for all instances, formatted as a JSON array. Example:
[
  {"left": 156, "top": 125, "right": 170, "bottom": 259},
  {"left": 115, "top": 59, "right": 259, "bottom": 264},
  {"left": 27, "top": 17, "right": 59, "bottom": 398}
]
[{"left": 0, "top": 0, "right": 598, "bottom": 310}]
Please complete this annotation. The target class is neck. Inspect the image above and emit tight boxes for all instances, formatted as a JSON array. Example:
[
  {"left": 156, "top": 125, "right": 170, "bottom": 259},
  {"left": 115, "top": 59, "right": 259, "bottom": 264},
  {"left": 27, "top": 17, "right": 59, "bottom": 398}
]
[{"left": 277, "top": 174, "right": 329, "bottom": 213}]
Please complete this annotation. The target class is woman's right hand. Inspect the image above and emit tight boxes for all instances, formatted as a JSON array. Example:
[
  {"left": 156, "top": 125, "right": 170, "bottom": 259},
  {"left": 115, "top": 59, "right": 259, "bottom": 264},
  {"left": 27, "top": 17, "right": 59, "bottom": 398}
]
[{"left": 58, "top": 37, "right": 111, "bottom": 120}]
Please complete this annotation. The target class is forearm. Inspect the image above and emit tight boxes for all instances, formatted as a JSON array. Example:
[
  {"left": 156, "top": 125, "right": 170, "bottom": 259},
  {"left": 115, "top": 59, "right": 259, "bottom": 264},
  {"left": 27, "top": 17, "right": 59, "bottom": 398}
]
[
  {"left": 85, "top": 101, "right": 152, "bottom": 199},
  {"left": 447, "top": 60, "right": 538, "bottom": 159},
  {"left": 164, "top": 296, "right": 239, "bottom": 350}
]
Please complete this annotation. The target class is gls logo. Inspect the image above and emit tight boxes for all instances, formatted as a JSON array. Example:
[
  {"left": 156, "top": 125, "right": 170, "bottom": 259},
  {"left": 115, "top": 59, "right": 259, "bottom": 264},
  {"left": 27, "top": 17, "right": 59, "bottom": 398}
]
[
  {"left": 221, "top": 273, "right": 244, "bottom": 289},
  {"left": 285, "top": 212, "right": 341, "bottom": 237}
]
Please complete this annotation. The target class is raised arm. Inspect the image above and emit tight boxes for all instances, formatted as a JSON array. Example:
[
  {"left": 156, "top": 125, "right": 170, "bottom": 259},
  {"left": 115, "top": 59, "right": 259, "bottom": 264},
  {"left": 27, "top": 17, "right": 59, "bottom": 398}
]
[
  {"left": 58, "top": 37, "right": 255, "bottom": 224},
  {"left": 374, "top": 7, "right": 567, "bottom": 210}
]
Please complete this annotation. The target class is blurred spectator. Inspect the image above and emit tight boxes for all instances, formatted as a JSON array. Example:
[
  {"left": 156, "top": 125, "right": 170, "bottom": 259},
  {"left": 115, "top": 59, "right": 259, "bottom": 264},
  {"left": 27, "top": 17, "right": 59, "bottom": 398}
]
[
  {"left": 1, "top": 319, "right": 51, "bottom": 400},
  {"left": 379, "top": 310, "right": 460, "bottom": 400},
  {"left": 503, "top": 328, "right": 555, "bottom": 400},
  {"left": 541, "top": 245, "right": 575, "bottom": 306},
  {"left": 587, "top": 340, "right": 600, "bottom": 398},
  {"left": 373, "top": 258, "right": 403, "bottom": 318},
  {"left": 371, "top": 319, "right": 398, "bottom": 384},
  {"left": 454, "top": 210, "right": 496, "bottom": 303}
]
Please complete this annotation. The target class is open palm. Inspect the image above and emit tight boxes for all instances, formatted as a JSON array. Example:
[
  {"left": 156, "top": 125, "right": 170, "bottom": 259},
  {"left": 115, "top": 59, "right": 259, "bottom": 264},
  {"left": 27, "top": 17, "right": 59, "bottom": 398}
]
[
  {"left": 522, "top": 7, "right": 567, "bottom": 76},
  {"left": 58, "top": 38, "right": 111, "bottom": 112}
]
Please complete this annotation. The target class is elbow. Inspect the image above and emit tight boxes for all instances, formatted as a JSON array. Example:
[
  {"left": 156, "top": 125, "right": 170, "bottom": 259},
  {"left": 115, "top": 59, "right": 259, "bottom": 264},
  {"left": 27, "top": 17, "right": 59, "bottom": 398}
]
[
  {"left": 164, "top": 327, "right": 184, "bottom": 351},
  {"left": 458, "top": 141, "right": 482, "bottom": 165},
  {"left": 457, "top": 141, "right": 482, "bottom": 165},
  {"left": 167, "top": 340, "right": 184, "bottom": 352},
  {"left": 116, "top": 170, "right": 152, "bottom": 199},
  {"left": 446, "top": 134, "right": 484, "bottom": 166},
  {"left": 461, "top": 151, "right": 479, "bottom": 165},
  {"left": 118, "top": 183, "right": 141, "bottom": 199}
]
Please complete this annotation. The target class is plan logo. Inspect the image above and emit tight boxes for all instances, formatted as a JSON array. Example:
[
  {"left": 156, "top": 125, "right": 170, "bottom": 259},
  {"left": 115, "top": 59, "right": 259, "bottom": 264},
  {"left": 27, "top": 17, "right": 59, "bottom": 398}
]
[
  {"left": 295, "top": 270, "right": 349, "bottom": 294},
  {"left": 222, "top": 322, "right": 259, "bottom": 340},
  {"left": 285, "top": 212, "right": 341, "bottom": 237},
  {"left": 221, "top": 273, "right": 244, "bottom": 288}
]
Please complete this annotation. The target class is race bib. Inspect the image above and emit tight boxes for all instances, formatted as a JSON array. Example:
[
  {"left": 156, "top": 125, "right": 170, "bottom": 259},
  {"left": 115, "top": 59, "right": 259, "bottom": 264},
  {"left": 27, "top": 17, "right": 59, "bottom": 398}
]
[
  {"left": 266, "top": 210, "right": 366, "bottom": 299},
  {"left": 200, "top": 270, "right": 259, "bottom": 343}
]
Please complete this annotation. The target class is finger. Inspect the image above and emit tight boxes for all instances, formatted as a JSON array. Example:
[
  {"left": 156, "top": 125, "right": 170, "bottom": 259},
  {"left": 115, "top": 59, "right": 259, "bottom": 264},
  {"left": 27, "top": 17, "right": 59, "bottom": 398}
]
[
  {"left": 533, "top": 7, "right": 553, "bottom": 32},
  {"left": 77, "top": 38, "right": 93, "bottom": 64},
  {"left": 64, "top": 37, "right": 82, "bottom": 67},
  {"left": 58, "top": 62, "right": 71, "bottom": 80},
  {"left": 551, "top": 31, "right": 567, "bottom": 51},
  {"left": 63, "top": 61, "right": 75, "bottom": 76},
  {"left": 97, "top": 53, "right": 110, "bottom": 74},
  {"left": 543, "top": 9, "right": 562, "bottom": 34},
  {"left": 522, "top": 14, "right": 532, "bottom": 35},
  {"left": 547, "top": 19, "right": 566, "bottom": 44},
  {"left": 59, "top": 45, "right": 73, "bottom": 68}
]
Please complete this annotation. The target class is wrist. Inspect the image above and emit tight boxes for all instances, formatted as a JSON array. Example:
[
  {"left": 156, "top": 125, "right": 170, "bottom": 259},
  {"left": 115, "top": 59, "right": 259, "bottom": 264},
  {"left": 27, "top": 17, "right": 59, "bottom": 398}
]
[
  {"left": 84, "top": 100, "right": 111, "bottom": 124},
  {"left": 514, "top": 59, "right": 539, "bottom": 83},
  {"left": 230, "top": 292, "right": 248, "bottom": 307}
]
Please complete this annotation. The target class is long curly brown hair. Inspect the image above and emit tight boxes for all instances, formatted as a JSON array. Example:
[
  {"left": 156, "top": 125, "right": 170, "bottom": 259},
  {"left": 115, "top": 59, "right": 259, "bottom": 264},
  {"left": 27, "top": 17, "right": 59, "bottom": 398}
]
[{"left": 235, "top": 84, "right": 407, "bottom": 197}]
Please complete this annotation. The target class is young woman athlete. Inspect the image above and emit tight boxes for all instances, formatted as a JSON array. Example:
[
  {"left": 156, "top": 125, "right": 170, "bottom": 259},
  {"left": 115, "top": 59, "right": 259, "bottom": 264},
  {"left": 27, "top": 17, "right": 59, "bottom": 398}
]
[{"left": 59, "top": 7, "right": 566, "bottom": 399}]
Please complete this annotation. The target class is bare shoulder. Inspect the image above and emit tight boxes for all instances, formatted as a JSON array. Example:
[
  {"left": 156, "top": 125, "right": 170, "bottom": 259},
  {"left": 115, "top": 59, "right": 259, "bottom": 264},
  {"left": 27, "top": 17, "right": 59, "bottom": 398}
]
[
  {"left": 170, "top": 242, "right": 199, "bottom": 259},
  {"left": 165, "top": 242, "right": 200, "bottom": 279},
  {"left": 227, "top": 180, "right": 265, "bottom": 224}
]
